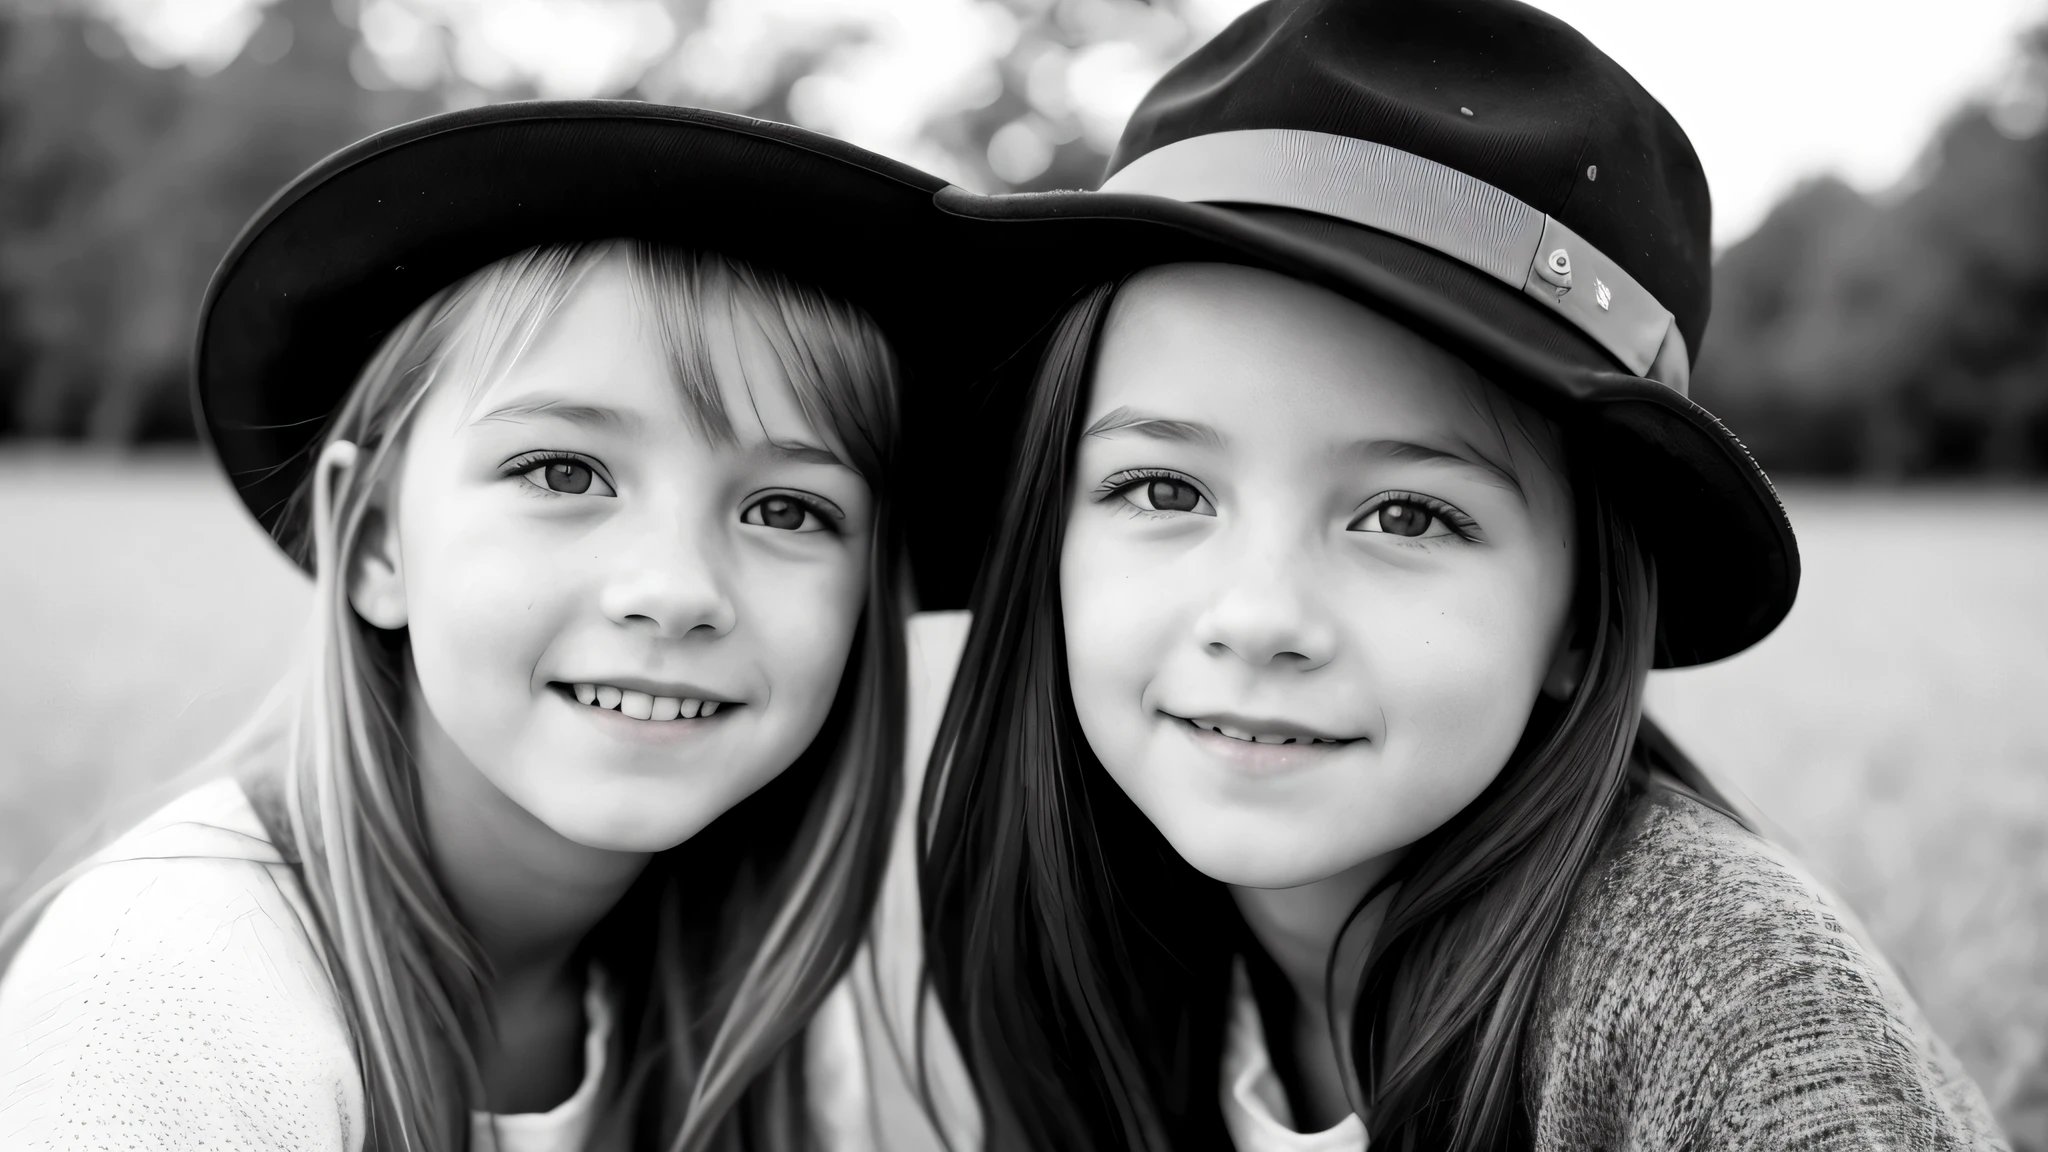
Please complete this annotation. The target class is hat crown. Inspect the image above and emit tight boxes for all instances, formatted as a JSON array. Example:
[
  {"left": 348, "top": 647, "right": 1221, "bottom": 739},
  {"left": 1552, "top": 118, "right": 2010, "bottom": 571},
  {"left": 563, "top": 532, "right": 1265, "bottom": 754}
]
[{"left": 1109, "top": 0, "right": 1713, "bottom": 358}]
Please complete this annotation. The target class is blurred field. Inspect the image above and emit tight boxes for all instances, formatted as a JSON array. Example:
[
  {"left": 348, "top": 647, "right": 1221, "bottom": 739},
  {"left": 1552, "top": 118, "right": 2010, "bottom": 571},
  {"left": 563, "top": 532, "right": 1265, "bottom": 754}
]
[
  {"left": 0, "top": 450, "right": 307, "bottom": 898},
  {"left": 1641, "top": 486, "right": 2048, "bottom": 1144},
  {"left": 3, "top": 450, "right": 2045, "bottom": 1142}
]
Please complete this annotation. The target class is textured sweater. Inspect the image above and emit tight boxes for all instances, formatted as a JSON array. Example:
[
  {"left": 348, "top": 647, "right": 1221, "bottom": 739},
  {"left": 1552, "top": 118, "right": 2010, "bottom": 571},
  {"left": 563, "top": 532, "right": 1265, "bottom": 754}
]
[
  {"left": 0, "top": 780, "right": 658, "bottom": 1150},
  {"left": 1515, "top": 784, "right": 2006, "bottom": 1150},
  {"left": 1207, "top": 781, "right": 2009, "bottom": 1152}
]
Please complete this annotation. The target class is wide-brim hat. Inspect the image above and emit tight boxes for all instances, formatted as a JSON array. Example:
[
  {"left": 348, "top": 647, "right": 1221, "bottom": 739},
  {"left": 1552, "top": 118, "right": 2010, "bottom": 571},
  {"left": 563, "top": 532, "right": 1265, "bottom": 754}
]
[
  {"left": 920, "top": 0, "right": 1799, "bottom": 668},
  {"left": 193, "top": 99, "right": 1061, "bottom": 601}
]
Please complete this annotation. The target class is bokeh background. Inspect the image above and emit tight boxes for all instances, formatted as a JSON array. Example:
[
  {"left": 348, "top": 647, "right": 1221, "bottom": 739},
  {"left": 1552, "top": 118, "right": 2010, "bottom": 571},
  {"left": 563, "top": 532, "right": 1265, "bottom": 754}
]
[{"left": 1, "top": 0, "right": 2045, "bottom": 1144}]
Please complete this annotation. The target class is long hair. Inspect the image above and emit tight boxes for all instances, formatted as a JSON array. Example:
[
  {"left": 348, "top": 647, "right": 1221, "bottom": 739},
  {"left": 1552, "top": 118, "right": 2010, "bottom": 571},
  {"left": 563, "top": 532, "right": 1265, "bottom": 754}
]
[
  {"left": 918, "top": 282, "right": 1660, "bottom": 1152},
  {"left": 4, "top": 240, "right": 905, "bottom": 1152}
]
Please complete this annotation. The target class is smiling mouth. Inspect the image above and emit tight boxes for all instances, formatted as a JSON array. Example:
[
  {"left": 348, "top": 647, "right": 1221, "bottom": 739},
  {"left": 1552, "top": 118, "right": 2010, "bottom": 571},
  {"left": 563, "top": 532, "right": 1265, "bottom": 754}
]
[
  {"left": 554, "top": 682, "right": 740, "bottom": 723},
  {"left": 1169, "top": 713, "right": 1357, "bottom": 746}
]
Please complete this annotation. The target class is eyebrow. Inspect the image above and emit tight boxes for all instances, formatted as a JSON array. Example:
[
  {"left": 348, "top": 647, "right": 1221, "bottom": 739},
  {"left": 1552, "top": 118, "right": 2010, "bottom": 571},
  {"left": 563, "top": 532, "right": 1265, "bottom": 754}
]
[
  {"left": 1081, "top": 406, "right": 1226, "bottom": 448},
  {"left": 471, "top": 397, "right": 848, "bottom": 468},
  {"left": 756, "top": 439, "right": 848, "bottom": 468},
  {"left": 1355, "top": 438, "right": 1525, "bottom": 500},
  {"left": 469, "top": 399, "right": 640, "bottom": 430}
]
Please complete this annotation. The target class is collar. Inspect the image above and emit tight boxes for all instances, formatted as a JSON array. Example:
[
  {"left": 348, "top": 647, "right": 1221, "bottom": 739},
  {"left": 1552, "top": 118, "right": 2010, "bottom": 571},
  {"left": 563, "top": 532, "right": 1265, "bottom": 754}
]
[
  {"left": 1222, "top": 960, "right": 1369, "bottom": 1152},
  {"left": 471, "top": 966, "right": 613, "bottom": 1152}
]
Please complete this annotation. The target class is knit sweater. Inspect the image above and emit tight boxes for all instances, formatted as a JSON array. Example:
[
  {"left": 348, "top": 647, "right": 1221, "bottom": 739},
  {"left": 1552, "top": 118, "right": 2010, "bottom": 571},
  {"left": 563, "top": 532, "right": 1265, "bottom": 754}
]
[
  {"left": 1514, "top": 784, "right": 2007, "bottom": 1150},
  {"left": 1213, "top": 783, "right": 2008, "bottom": 1151}
]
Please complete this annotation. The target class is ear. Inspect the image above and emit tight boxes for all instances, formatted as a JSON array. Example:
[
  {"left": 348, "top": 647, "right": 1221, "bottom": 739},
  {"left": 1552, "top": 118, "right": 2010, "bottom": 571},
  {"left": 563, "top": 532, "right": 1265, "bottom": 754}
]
[
  {"left": 1540, "top": 638, "right": 1589, "bottom": 701},
  {"left": 346, "top": 499, "right": 409, "bottom": 630},
  {"left": 1540, "top": 614, "right": 1589, "bottom": 696}
]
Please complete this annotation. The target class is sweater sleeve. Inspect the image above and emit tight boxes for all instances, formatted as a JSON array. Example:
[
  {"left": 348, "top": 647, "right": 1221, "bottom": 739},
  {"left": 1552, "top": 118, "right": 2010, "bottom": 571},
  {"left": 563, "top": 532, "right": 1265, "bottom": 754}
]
[
  {"left": 0, "top": 851, "right": 365, "bottom": 1150},
  {"left": 1525, "top": 787, "right": 2008, "bottom": 1152}
]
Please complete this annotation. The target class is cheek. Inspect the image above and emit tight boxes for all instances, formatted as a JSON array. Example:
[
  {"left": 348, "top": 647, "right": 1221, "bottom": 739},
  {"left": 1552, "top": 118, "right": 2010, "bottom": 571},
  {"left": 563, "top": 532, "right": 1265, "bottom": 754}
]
[
  {"left": 1367, "top": 570, "right": 1566, "bottom": 810},
  {"left": 737, "top": 541, "right": 871, "bottom": 728},
  {"left": 1060, "top": 522, "right": 1179, "bottom": 751},
  {"left": 400, "top": 491, "right": 571, "bottom": 725}
]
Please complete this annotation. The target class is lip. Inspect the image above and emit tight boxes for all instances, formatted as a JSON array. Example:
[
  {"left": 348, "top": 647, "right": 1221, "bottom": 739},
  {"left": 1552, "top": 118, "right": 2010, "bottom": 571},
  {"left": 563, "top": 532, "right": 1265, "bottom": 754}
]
[
  {"left": 1162, "top": 710, "right": 1362, "bottom": 778},
  {"left": 1173, "top": 719, "right": 1355, "bottom": 775},
  {"left": 1164, "top": 709, "right": 1357, "bottom": 745}
]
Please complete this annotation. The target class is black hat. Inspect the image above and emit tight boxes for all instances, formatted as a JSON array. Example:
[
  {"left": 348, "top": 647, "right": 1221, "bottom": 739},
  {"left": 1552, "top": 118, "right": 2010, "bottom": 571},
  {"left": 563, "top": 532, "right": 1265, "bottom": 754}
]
[
  {"left": 193, "top": 99, "right": 1058, "bottom": 589},
  {"left": 929, "top": 0, "right": 1799, "bottom": 667}
]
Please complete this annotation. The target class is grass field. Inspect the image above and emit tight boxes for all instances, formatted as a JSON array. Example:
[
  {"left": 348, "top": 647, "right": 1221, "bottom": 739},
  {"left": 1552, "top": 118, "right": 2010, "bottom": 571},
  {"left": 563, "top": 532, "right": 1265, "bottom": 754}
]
[{"left": 3, "top": 450, "right": 2045, "bottom": 1143}]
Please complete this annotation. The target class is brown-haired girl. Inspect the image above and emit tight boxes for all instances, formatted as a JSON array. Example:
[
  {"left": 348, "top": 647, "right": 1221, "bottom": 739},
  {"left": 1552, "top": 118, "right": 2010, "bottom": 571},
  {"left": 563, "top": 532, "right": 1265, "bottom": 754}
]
[{"left": 914, "top": 1, "right": 2010, "bottom": 1149}]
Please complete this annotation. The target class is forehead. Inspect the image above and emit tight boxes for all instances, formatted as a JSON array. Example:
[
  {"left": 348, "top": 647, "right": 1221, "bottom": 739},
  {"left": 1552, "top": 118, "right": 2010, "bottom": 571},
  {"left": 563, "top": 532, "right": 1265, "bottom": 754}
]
[
  {"left": 1094, "top": 263, "right": 1557, "bottom": 466},
  {"left": 446, "top": 252, "right": 830, "bottom": 452}
]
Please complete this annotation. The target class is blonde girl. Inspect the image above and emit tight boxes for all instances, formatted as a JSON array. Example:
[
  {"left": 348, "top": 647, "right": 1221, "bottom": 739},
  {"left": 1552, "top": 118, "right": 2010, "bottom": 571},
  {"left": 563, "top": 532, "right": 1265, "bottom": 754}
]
[
  {"left": 914, "top": 1, "right": 2011, "bottom": 1149},
  {"left": 0, "top": 102, "right": 1010, "bottom": 1151}
]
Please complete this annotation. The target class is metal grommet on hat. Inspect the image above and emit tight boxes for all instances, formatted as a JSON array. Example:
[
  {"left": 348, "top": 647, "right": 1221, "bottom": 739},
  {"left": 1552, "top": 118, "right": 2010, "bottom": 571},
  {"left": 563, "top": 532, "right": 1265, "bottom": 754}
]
[{"left": 1538, "top": 248, "right": 1574, "bottom": 294}]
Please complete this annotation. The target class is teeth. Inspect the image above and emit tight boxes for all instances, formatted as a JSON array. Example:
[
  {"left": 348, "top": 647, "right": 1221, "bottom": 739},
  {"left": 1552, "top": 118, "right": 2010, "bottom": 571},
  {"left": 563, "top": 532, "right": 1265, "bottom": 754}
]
[
  {"left": 1190, "top": 717, "right": 1343, "bottom": 746},
  {"left": 569, "top": 684, "right": 730, "bottom": 722}
]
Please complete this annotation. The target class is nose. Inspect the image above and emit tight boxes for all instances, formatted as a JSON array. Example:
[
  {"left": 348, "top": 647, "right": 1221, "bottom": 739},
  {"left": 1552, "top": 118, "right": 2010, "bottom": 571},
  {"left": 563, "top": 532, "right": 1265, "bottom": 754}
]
[
  {"left": 1191, "top": 545, "right": 1336, "bottom": 671},
  {"left": 595, "top": 511, "right": 737, "bottom": 640}
]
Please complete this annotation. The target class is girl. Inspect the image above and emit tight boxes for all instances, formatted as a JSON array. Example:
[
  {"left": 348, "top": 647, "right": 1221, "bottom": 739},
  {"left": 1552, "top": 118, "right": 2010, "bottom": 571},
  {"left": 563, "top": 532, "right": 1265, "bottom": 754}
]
[
  {"left": 0, "top": 102, "right": 995, "bottom": 1151},
  {"left": 916, "top": 1, "right": 2010, "bottom": 1149}
]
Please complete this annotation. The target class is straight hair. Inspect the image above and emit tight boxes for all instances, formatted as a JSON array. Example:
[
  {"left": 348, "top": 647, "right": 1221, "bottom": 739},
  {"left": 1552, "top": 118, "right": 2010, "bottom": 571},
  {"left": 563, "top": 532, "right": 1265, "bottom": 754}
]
[
  {"left": 918, "top": 280, "right": 1660, "bottom": 1152},
  {"left": 5, "top": 240, "right": 907, "bottom": 1152}
]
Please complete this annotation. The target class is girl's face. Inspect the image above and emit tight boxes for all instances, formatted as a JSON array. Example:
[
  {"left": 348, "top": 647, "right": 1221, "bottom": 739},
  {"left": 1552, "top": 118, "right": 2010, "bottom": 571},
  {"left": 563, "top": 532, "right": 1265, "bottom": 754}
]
[
  {"left": 351, "top": 254, "right": 875, "bottom": 853},
  {"left": 1060, "top": 264, "right": 1578, "bottom": 889}
]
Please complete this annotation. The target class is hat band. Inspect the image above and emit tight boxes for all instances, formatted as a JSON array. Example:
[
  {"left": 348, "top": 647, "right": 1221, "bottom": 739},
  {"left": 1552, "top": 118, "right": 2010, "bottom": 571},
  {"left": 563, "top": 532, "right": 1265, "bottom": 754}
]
[{"left": 1101, "top": 128, "right": 1689, "bottom": 393}]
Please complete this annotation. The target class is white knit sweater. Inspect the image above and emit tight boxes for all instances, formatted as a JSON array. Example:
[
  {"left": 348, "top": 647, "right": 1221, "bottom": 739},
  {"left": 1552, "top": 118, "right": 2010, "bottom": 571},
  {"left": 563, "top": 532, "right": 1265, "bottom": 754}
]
[{"left": 0, "top": 777, "right": 367, "bottom": 1148}]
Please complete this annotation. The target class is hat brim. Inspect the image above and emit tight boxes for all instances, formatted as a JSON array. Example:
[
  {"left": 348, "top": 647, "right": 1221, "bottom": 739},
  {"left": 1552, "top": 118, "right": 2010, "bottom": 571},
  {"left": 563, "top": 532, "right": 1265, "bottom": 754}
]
[
  {"left": 927, "top": 188, "right": 1799, "bottom": 667},
  {"left": 193, "top": 101, "right": 1061, "bottom": 589}
]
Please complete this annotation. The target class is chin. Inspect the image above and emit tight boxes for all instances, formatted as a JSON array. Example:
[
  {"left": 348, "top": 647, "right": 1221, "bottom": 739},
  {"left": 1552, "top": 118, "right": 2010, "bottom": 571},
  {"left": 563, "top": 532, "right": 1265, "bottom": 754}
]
[
  {"left": 1183, "top": 849, "right": 1351, "bottom": 890},
  {"left": 1151, "top": 809, "right": 1359, "bottom": 890},
  {"left": 555, "top": 817, "right": 674, "bottom": 853},
  {"left": 530, "top": 780, "right": 729, "bottom": 854}
]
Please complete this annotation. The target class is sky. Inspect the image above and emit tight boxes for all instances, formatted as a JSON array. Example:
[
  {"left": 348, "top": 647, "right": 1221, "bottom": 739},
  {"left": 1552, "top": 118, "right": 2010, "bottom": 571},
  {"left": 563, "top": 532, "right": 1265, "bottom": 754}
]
[
  {"left": 93, "top": 0, "right": 2048, "bottom": 246},
  {"left": 1522, "top": 0, "right": 2048, "bottom": 243}
]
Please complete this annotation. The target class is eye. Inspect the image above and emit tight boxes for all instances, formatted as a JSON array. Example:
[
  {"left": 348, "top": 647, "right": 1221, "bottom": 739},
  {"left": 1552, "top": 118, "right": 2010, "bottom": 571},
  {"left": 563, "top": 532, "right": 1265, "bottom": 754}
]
[
  {"left": 510, "top": 454, "right": 615, "bottom": 497},
  {"left": 741, "top": 493, "right": 837, "bottom": 534},
  {"left": 1359, "top": 500, "right": 1435, "bottom": 537},
  {"left": 1102, "top": 471, "right": 1215, "bottom": 516},
  {"left": 1348, "top": 493, "right": 1470, "bottom": 539}
]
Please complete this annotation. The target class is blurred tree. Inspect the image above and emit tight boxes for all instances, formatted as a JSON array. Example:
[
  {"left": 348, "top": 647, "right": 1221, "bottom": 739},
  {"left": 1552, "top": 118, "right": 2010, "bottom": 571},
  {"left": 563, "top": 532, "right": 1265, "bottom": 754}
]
[
  {"left": 1690, "top": 177, "right": 1883, "bottom": 474},
  {"left": 918, "top": 0, "right": 1213, "bottom": 193},
  {"left": 0, "top": 0, "right": 1242, "bottom": 442},
  {"left": 3, "top": 0, "right": 2043, "bottom": 476},
  {"left": 0, "top": 0, "right": 431, "bottom": 440},
  {"left": 1694, "top": 21, "right": 2048, "bottom": 477}
]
